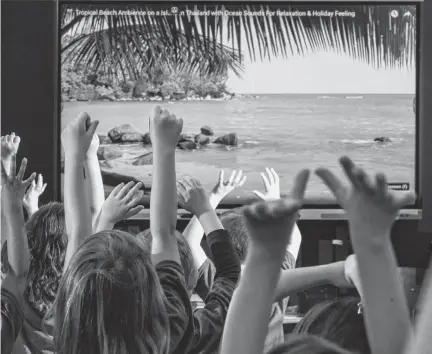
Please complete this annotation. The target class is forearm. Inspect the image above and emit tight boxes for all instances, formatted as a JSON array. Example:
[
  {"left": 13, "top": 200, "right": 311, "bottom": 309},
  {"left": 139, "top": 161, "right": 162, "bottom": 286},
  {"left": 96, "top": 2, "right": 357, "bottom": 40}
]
[
  {"left": 352, "top": 234, "right": 412, "bottom": 354},
  {"left": 4, "top": 204, "right": 29, "bottom": 278},
  {"left": 84, "top": 156, "right": 105, "bottom": 225},
  {"left": 287, "top": 223, "right": 302, "bottom": 259},
  {"left": 150, "top": 148, "right": 179, "bottom": 261},
  {"left": 64, "top": 158, "right": 93, "bottom": 267},
  {"left": 220, "top": 248, "right": 281, "bottom": 354},
  {"left": 406, "top": 267, "right": 432, "bottom": 353},
  {"left": 274, "top": 262, "right": 346, "bottom": 302},
  {"left": 183, "top": 216, "right": 207, "bottom": 269},
  {"left": 207, "top": 230, "right": 241, "bottom": 283}
]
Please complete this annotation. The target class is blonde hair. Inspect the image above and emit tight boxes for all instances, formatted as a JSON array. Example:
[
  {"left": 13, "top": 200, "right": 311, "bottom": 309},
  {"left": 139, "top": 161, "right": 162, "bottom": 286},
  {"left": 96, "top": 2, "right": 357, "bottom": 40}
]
[{"left": 48, "top": 230, "right": 170, "bottom": 354}]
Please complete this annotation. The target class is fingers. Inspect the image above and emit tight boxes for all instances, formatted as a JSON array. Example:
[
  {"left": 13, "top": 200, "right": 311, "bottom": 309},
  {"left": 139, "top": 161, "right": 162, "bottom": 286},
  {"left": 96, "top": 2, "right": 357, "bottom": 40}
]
[
  {"left": 124, "top": 182, "right": 143, "bottom": 203},
  {"left": 76, "top": 112, "right": 92, "bottom": 133},
  {"left": 37, "top": 174, "right": 43, "bottom": 189},
  {"left": 26, "top": 180, "right": 36, "bottom": 195},
  {"left": 351, "top": 167, "right": 376, "bottom": 196},
  {"left": 111, "top": 183, "right": 125, "bottom": 197},
  {"left": 40, "top": 183, "right": 47, "bottom": 194},
  {"left": 270, "top": 168, "right": 279, "bottom": 183},
  {"left": 228, "top": 170, "right": 236, "bottom": 184},
  {"left": 117, "top": 181, "right": 135, "bottom": 199},
  {"left": 177, "top": 180, "right": 188, "bottom": 195},
  {"left": 260, "top": 172, "right": 271, "bottom": 192},
  {"left": 126, "top": 190, "right": 144, "bottom": 209},
  {"left": 218, "top": 170, "right": 224, "bottom": 183},
  {"left": 237, "top": 175, "right": 247, "bottom": 187},
  {"left": 86, "top": 120, "right": 100, "bottom": 138},
  {"left": 16, "top": 158, "right": 28, "bottom": 181},
  {"left": 375, "top": 173, "right": 388, "bottom": 197},
  {"left": 290, "top": 169, "right": 310, "bottom": 201},
  {"left": 265, "top": 167, "right": 275, "bottom": 185},
  {"left": 12, "top": 135, "right": 20, "bottom": 146},
  {"left": 315, "top": 168, "right": 346, "bottom": 201},
  {"left": 339, "top": 156, "right": 363, "bottom": 191},
  {"left": 243, "top": 198, "right": 301, "bottom": 222},
  {"left": 395, "top": 191, "right": 416, "bottom": 209},
  {"left": 22, "top": 173, "right": 37, "bottom": 188},
  {"left": 125, "top": 205, "right": 145, "bottom": 219},
  {"left": 8, "top": 133, "right": 14, "bottom": 143},
  {"left": 252, "top": 190, "right": 265, "bottom": 200},
  {"left": 233, "top": 170, "right": 243, "bottom": 185}
]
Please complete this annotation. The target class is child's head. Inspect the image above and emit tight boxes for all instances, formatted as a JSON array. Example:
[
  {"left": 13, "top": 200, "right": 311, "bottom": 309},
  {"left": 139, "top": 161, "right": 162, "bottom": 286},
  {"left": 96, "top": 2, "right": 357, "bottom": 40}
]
[
  {"left": 49, "top": 230, "right": 170, "bottom": 354},
  {"left": 1, "top": 202, "right": 67, "bottom": 317},
  {"left": 219, "top": 209, "right": 249, "bottom": 263},
  {"left": 268, "top": 334, "right": 354, "bottom": 354},
  {"left": 292, "top": 297, "right": 370, "bottom": 354},
  {"left": 138, "top": 228, "right": 198, "bottom": 296}
]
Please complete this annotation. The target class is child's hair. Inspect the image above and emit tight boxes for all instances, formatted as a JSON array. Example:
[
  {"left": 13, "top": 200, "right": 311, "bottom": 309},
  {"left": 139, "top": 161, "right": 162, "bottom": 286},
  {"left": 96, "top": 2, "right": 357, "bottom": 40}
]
[
  {"left": 1, "top": 202, "right": 67, "bottom": 317},
  {"left": 137, "top": 228, "right": 197, "bottom": 291},
  {"left": 48, "top": 230, "right": 170, "bottom": 354},
  {"left": 219, "top": 209, "right": 249, "bottom": 262},
  {"left": 268, "top": 333, "right": 354, "bottom": 354},
  {"left": 292, "top": 297, "right": 370, "bottom": 354}
]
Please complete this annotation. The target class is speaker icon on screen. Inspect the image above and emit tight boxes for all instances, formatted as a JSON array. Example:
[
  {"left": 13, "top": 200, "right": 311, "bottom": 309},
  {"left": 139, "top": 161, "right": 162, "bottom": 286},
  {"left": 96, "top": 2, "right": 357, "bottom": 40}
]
[{"left": 390, "top": 10, "right": 399, "bottom": 18}]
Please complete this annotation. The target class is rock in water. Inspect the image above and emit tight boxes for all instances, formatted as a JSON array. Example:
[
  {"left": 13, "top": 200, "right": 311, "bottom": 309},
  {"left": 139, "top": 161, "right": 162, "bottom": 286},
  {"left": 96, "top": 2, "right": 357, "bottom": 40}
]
[
  {"left": 108, "top": 124, "right": 143, "bottom": 142},
  {"left": 178, "top": 141, "right": 197, "bottom": 150},
  {"left": 99, "top": 161, "right": 113, "bottom": 169},
  {"left": 98, "top": 135, "right": 112, "bottom": 144},
  {"left": 179, "top": 132, "right": 196, "bottom": 142},
  {"left": 374, "top": 137, "right": 392, "bottom": 143},
  {"left": 97, "top": 147, "right": 123, "bottom": 161},
  {"left": 195, "top": 134, "right": 210, "bottom": 146},
  {"left": 120, "top": 133, "right": 144, "bottom": 143},
  {"left": 133, "top": 152, "right": 153, "bottom": 166},
  {"left": 200, "top": 126, "right": 214, "bottom": 136},
  {"left": 213, "top": 133, "right": 239, "bottom": 146},
  {"left": 143, "top": 132, "right": 152, "bottom": 145}
]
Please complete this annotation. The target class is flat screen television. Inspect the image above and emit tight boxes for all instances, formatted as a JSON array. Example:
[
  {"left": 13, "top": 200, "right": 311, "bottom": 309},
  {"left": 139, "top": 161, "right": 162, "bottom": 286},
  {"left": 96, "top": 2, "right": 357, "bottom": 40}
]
[{"left": 59, "top": 2, "right": 420, "bottom": 218}]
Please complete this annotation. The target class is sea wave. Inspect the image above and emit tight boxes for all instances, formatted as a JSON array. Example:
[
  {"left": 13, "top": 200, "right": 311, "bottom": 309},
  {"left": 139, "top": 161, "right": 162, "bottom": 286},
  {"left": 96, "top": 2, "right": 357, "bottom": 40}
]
[
  {"left": 339, "top": 139, "right": 374, "bottom": 144},
  {"left": 345, "top": 96, "right": 363, "bottom": 99}
]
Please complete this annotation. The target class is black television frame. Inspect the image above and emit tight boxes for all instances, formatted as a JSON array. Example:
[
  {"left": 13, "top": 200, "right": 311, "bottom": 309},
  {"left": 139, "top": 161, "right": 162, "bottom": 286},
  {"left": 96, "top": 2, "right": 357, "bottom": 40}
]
[{"left": 56, "top": 1, "right": 422, "bottom": 212}]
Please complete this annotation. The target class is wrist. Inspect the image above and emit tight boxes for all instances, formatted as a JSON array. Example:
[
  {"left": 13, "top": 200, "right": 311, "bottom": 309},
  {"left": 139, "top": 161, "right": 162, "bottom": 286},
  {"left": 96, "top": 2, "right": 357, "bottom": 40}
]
[
  {"left": 194, "top": 202, "right": 213, "bottom": 218},
  {"left": 84, "top": 154, "right": 98, "bottom": 162},
  {"left": 209, "top": 194, "right": 222, "bottom": 209},
  {"left": 152, "top": 143, "right": 176, "bottom": 154},
  {"left": 64, "top": 152, "right": 86, "bottom": 163},
  {"left": 247, "top": 245, "right": 283, "bottom": 268}
]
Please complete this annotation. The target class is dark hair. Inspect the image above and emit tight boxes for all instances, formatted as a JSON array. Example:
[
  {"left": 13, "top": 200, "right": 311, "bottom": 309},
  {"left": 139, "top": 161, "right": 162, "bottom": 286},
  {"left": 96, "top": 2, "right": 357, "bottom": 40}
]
[
  {"left": 48, "top": 230, "right": 170, "bottom": 354},
  {"left": 137, "top": 228, "right": 196, "bottom": 290},
  {"left": 1, "top": 202, "right": 67, "bottom": 317},
  {"left": 268, "top": 334, "right": 354, "bottom": 354},
  {"left": 292, "top": 297, "right": 370, "bottom": 354},
  {"left": 219, "top": 208, "right": 249, "bottom": 262}
]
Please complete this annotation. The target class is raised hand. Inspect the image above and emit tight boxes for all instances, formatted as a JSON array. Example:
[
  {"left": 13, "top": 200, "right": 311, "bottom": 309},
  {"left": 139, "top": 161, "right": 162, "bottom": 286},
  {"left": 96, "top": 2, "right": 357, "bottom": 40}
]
[
  {"left": 212, "top": 170, "right": 247, "bottom": 203},
  {"left": 1, "top": 133, "right": 21, "bottom": 161},
  {"left": 243, "top": 169, "right": 309, "bottom": 256},
  {"left": 1, "top": 155, "right": 36, "bottom": 207},
  {"left": 177, "top": 177, "right": 212, "bottom": 217},
  {"left": 149, "top": 106, "right": 183, "bottom": 150},
  {"left": 23, "top": 174, "right": 47, "bottom": 215},
  {"left": 61, "top": 112, "right": 99, "bottom": 160},
  {"left": 98, "top": 181, "right": 145, "bottom": 227},
  {"left": 253, "top": 167, "right": 280, "bottom": 201},
  {"left": 316, "top": 156, "right": 415, "bottom": 236}
]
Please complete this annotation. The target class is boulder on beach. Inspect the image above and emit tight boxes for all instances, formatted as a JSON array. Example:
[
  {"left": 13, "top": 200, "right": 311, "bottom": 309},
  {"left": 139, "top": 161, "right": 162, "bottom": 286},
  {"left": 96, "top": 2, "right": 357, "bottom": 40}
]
[
  {"left": 178, "top": 141, "right": 197, "bottom": 150},
  {"left": 213, "top": 133, "right": 239, "bottom": 146},
  {"left": 143, "top": 132, "right": 152, "bottom": 145},
  {"left": 98, "top": 135, "right": 112, "bottom": 144},
  {"left": 179, "top": 132, "right": 196, "bottom": 142},
  {"left": 374, "top": 137, "right": 392, "bottom": 143},
  {"left": 119, "top": 133, "right": 144, "bottom": 143},
  {"left": 200, "top": 126, "right": 214, "bottom": 136},
  {"left": 108, "top": 124, "right": 143, "bottom": 142},
  {"left": 132, "top": 152, "right": 153, "bottom": 166},
  {"left": 97, "top": 146, "right": 123, "bottom": 161},
  {"left": 195, "top": 134, "right": 210, "bottom": 146}
]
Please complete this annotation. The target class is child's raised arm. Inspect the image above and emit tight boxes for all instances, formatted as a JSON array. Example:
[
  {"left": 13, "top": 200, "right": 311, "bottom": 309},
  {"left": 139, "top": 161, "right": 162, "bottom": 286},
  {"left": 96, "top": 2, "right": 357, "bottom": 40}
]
[
  {"left": 316, "top": 156, "right": 414, "bottom": 354},
  {"left": 61, "top": 113, "right": 99, "bottom": 268},
  {"left": 83, "top": 133, "right": 106, "bottom": 228},
  {"left": 1, "top": 155, "right": 35, "bottom": 280},
  {"left": 94, "top": 181, "right": 144, "bottom": 232},
  {"left": 220, "top": 169, "right": 309, "bottom": 354},
  {"left": 149, "top": 106, "right": 183, "bottom": 265},
  {"left": 23, "top": 174, "right": 47, "bottom": 217},
  {"left": 182, "top": 169, "right": 246, "bottom": 269}
]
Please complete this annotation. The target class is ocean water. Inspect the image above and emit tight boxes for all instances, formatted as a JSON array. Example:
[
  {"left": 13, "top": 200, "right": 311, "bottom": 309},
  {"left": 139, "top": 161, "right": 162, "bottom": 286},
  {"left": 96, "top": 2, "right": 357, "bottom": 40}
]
[{"left": 62, "top": 94, "right": 415, "bottom": 199}]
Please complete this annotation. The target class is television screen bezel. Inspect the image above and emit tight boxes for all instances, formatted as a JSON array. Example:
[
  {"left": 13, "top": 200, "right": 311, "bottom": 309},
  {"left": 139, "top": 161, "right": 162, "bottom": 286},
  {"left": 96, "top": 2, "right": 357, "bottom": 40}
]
[{"left": 57, "top": 1, "right": 422, "bottom": 211}]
